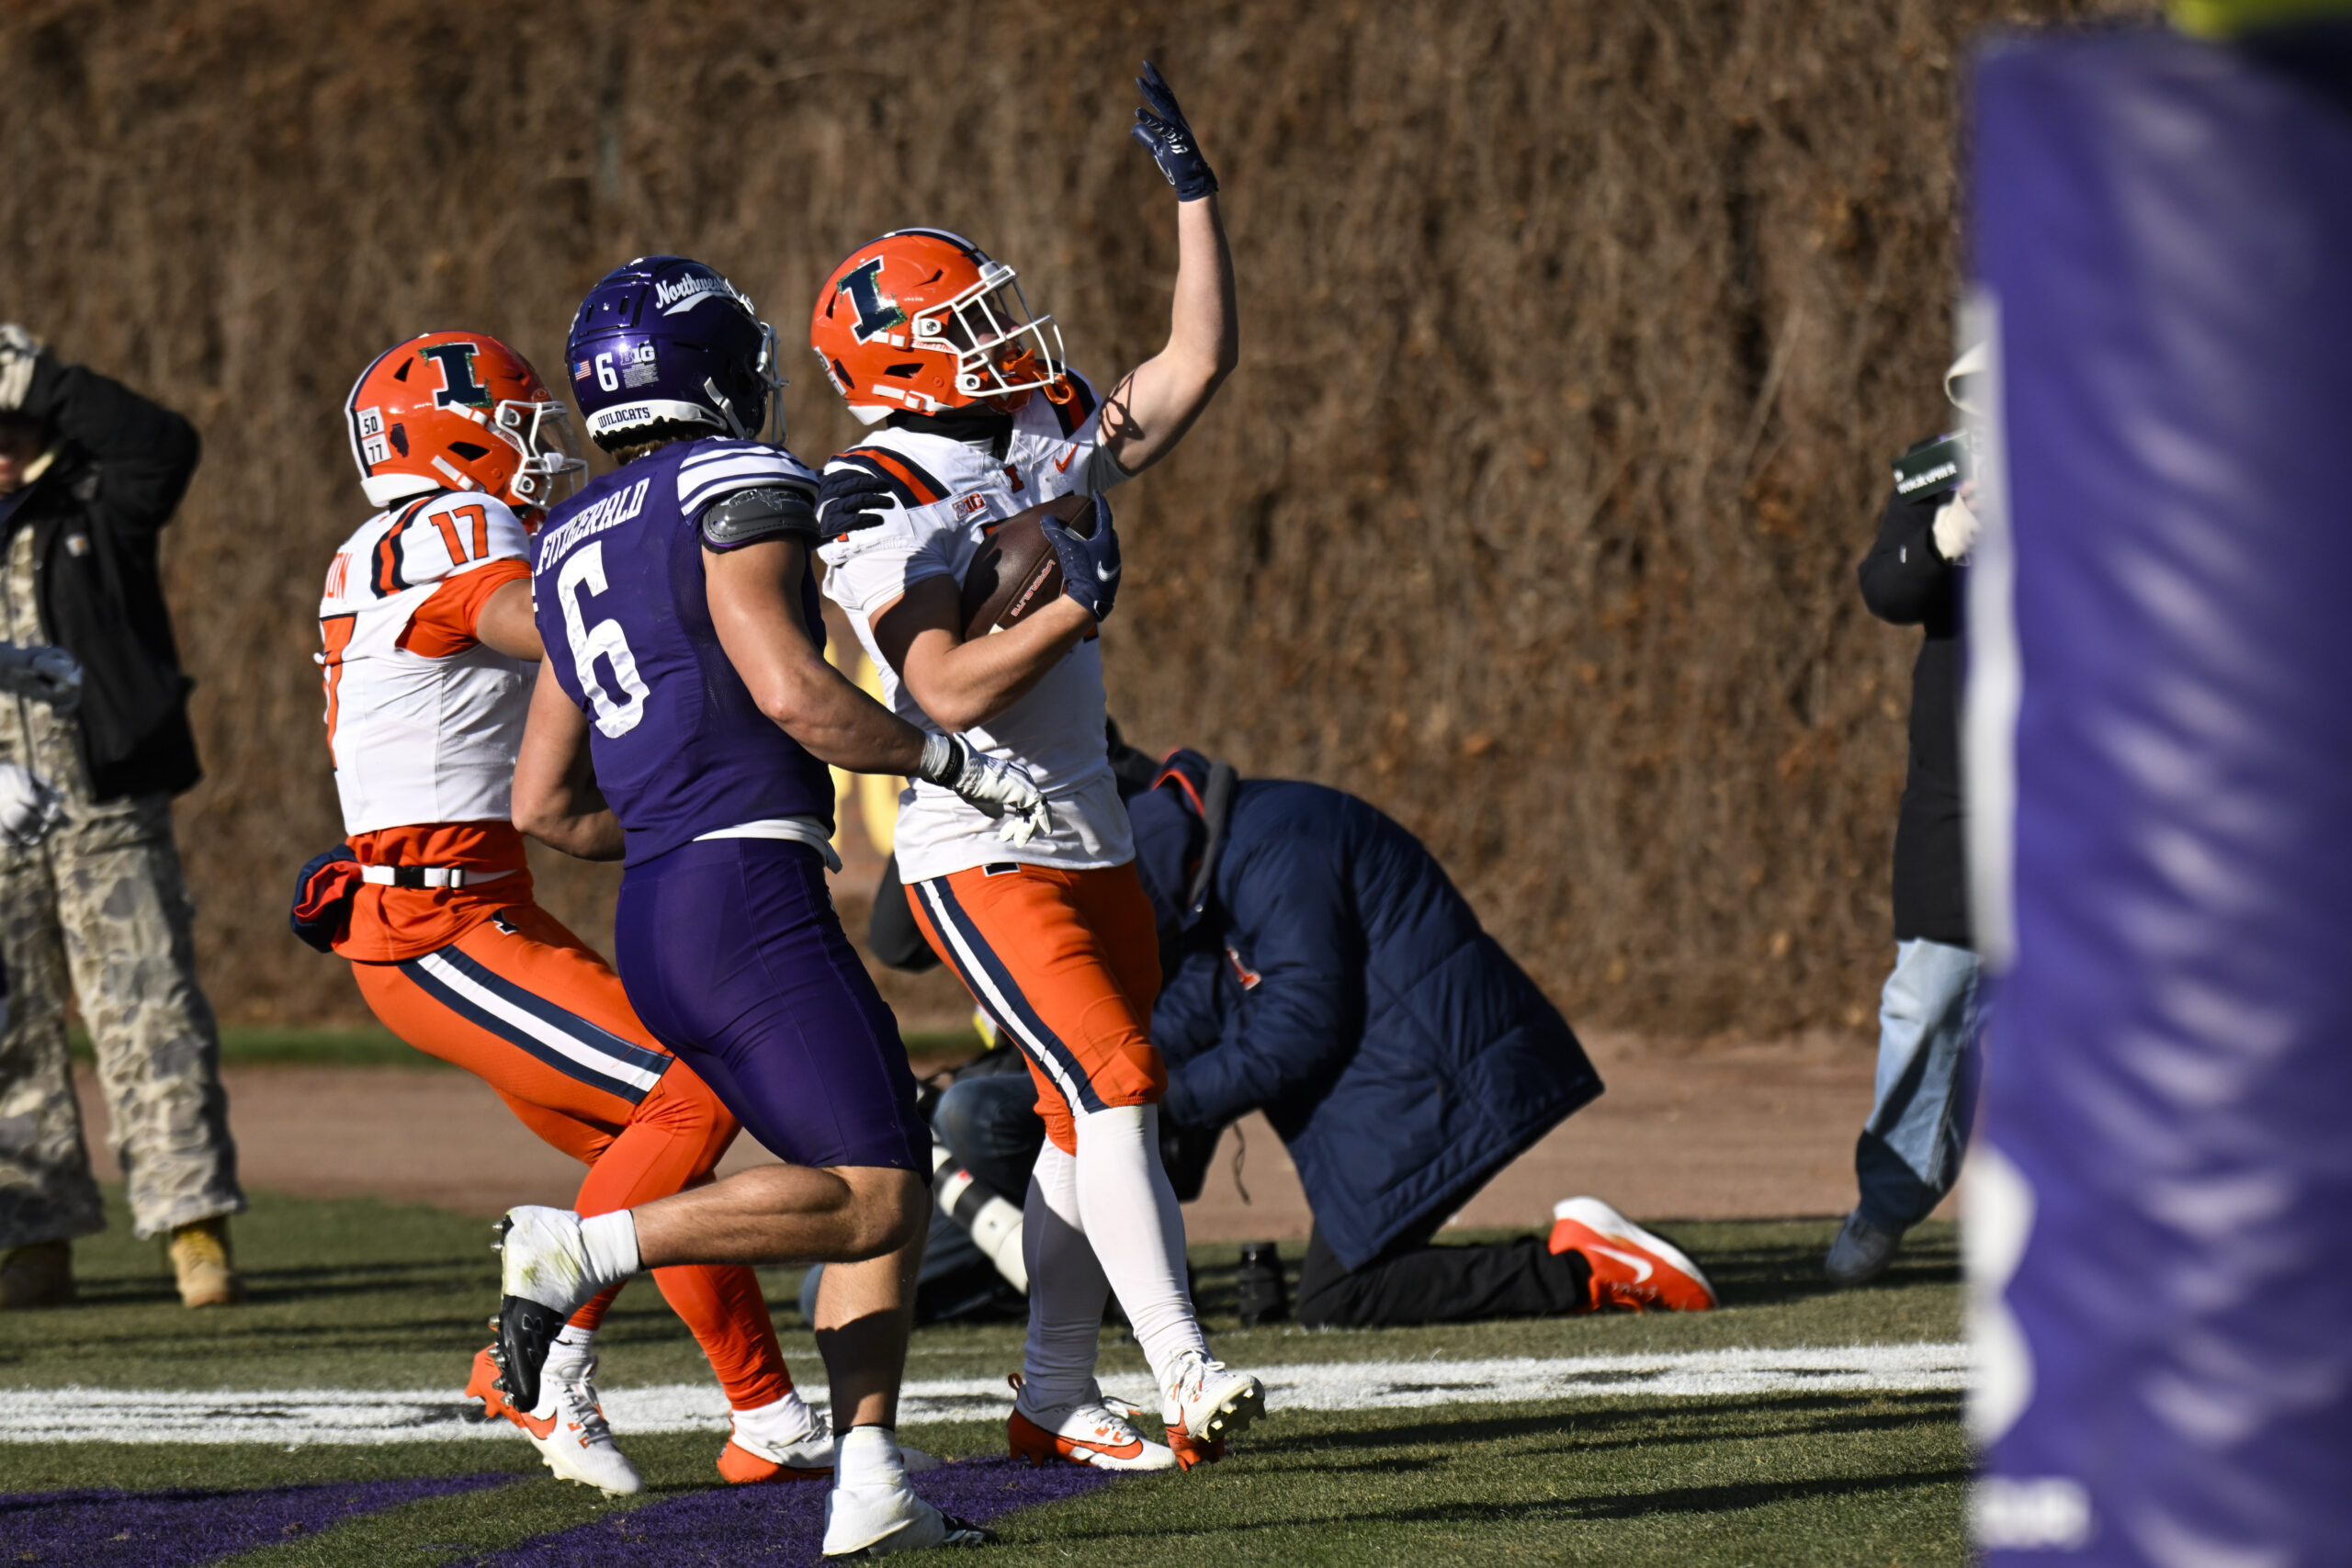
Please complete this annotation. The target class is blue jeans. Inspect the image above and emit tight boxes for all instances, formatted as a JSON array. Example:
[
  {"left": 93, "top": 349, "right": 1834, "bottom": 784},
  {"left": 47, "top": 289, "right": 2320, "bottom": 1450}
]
[{"left": 1854, "top": 939, "right": 1984, "bottom": 1231}]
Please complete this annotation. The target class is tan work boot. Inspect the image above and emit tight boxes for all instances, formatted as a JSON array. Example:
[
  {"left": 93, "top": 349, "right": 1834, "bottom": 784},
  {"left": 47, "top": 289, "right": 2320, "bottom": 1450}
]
[
  {"left": 169, "top": 1217, "right": 243, "bottom": 1307},
  {"left": 0, "top": 1239, "right": 76, "bottom": 1309}
]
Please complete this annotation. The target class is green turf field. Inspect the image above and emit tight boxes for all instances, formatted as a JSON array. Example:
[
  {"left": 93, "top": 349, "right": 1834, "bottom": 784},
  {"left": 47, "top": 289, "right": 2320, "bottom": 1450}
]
[{"left": 0, "top": 1186, "right": 1964, "bottom": 1565}]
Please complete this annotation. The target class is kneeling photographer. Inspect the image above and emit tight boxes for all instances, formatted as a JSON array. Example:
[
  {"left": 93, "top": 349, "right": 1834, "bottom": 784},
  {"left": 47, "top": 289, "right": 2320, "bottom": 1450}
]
[{"left": 874, "top": 744, "right": 1717, "bottom": 1328}]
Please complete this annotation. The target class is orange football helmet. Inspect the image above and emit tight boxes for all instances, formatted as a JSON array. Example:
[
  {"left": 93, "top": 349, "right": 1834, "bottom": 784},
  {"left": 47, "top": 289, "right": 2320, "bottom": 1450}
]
[
  {"left": 344, "top": 331, "right": 585, "bottom": 513},
  {"left": 810, "top": 229, "right": 1067, "bottom": 423}
]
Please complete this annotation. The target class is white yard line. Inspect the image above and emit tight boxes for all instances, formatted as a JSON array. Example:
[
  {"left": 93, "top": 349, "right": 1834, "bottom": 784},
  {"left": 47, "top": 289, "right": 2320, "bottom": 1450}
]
[{"left": 1, "top": 1343, "right": 1966, "bottom": 1446}]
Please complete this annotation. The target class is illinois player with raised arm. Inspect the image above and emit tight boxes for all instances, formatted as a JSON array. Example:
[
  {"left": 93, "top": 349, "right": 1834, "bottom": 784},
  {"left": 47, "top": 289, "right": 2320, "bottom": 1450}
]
[
  {"left": 499, "top": 257, "right": 1044, "bottom": 1557},
  {"left": 307, "top": 332, "right": 848, "bottom": 1496},
  {"left": 808, "top": 63, "right": 1256, "bottom": 1473}
]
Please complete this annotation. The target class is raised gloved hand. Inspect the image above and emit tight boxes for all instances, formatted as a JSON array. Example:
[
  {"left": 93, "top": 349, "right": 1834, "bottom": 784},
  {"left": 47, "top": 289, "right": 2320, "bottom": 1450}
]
[
  {"left": 1129, "top": 62, "right": 1218, "bottom": 201},
  {"left": 0, "top": 324, "right": 43, "bottom": 412},
  {"left": 1931, "top": 493, "right": 1980, "bottom": 563},
  {"left": 0, "top": 762, "right": 63, "bottom": 848},
  {"left": 815, "top": 466, "right": 898, "bottom": 538},
  {"left": 917, "top": 732, "right": 1053, "bottom": 846},
  {"left": 1041, "top": 495, "right": 1121, "bottom": 623},
  {"left": 0, "top": 643, "right": 82, "bottom": 713}
]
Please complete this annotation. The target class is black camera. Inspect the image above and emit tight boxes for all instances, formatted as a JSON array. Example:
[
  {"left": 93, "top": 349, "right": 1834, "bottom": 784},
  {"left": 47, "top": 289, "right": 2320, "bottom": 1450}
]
[{"left": 1891, "top": 432, "right": 1971, "bottom": 501}]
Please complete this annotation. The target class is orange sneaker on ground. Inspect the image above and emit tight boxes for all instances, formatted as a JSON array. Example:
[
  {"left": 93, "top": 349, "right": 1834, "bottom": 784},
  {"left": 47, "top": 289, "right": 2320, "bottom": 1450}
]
[
  {"left": 1007, "top": 1377, "right": 1175, "bottom": 1472},
  {"left": 1548, "top": 1197, "right": 1718, "bottom": 1313},
  {"left": 715, "top": 1389, "right": 835, "bottom": 1484}
]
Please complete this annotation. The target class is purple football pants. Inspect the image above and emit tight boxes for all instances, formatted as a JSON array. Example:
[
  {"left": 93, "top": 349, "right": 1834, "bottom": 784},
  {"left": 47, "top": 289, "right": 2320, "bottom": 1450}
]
[{"left": 616, "top": 838, "right": 929, "bottom": 1173}]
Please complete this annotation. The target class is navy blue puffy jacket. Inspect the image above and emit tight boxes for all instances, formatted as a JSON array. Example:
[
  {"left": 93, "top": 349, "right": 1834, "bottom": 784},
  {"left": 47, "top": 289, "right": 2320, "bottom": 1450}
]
[{"left": 1134, "top": 753, "right": 1602, "bottom": 1271}]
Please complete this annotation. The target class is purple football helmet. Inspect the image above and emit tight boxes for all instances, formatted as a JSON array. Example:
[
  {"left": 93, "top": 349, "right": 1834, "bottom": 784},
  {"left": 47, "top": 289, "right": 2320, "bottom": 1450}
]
[{"left": 564, "top": 255, "right": 786, "bottom": 450}]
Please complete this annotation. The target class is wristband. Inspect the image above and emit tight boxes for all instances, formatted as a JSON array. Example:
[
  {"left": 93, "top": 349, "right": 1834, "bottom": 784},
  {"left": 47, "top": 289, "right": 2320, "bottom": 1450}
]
[{"left": 917, "top": 732, "right": 965, "bottom": 788}]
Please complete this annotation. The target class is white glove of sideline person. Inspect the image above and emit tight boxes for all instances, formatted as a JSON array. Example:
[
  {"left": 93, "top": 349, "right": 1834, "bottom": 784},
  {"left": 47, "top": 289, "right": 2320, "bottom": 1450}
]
[
  {"left": 0, "top": 323, "right": 43, "bottom": 412},
  {"left": 0, "top": 762, "right": 63, "bottom": 847},
  {"left": 917, "top": 733, "right": 1053, "bottom": 847},
  {"left": 1931, "top": 492, "right": 1980, "bottom": 563},
  {"left": 0, "top": 643, "right": 83, "bottom": 712}
]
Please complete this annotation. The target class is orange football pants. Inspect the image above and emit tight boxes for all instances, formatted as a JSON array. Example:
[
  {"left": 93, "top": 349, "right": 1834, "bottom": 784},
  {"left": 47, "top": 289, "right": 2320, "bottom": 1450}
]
[
  {"left": 907, "top": 861, "right": 1165, "bottom": 1156},
  {"left": 351, "top": 902, "right": 789, "bottom": 1410}
]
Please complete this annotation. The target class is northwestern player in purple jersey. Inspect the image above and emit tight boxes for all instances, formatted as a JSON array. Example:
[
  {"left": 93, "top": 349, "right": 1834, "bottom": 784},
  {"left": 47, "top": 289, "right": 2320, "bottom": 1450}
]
[{"left": 496, "top": 256, "right": 1037, "bottom": 1556}]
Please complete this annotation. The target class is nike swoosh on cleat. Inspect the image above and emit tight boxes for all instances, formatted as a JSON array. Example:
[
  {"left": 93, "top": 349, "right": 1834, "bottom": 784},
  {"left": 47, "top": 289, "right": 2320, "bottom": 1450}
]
[
  {"left": 1588, "top": 1243, "right": 1655, "bottom": 1282},
  {"left": 1065, "top": 1437, "right": 1146, "bottom": 1461}
]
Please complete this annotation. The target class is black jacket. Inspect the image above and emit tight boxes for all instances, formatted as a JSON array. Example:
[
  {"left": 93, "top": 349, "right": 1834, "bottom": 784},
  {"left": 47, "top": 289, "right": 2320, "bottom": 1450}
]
[
  {"left": 1133, "top": 751, "right": 1602, "bottom": 1271},
  {"left": 1856, "top": 453, "right": 1967, "bottom": 948},
  {"left": 5, "top": 355, "right": 202, "bottom": 800}
]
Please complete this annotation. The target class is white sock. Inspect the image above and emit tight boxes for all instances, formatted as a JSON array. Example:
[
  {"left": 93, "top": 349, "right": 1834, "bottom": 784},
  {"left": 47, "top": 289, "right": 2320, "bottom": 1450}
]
[
  {"left": 579, "top": 1212, "right": 639, "bottom": 1282},
  {"left": 1069, "top": 1102, "right": 1209, "bottom": 1393},
  {"left": 835, "top": 1423, "right": 905, "bottom": 1490},
  {"left": 1019, "top": 1139, "right": 1109, "bottom": 1412},
  {"left": 732, "top": 1388, "right": 823, "bottom": 1447},
  {"left": 534, "top": 1326, "right": 595, "bottom": 1417}
]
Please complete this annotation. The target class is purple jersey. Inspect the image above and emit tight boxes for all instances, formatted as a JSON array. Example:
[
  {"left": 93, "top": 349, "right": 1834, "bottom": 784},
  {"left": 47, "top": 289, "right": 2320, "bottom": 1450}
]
[{"left": 531, "top": 437, "right": 832, "bottom": 865}]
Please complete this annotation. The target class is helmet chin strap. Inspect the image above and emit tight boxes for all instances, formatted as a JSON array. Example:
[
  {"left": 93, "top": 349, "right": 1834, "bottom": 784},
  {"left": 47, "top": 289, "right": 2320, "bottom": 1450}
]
[{"left": 703, "top": 378, "right": 751, "bottom": 441}]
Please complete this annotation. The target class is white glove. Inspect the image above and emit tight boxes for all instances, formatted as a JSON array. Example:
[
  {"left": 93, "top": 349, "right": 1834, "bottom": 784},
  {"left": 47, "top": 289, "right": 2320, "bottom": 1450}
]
[
  {"left": 916, "top": 733, "right": 1053, "bottom": 847},
  {"left": 0, "top": 644, "right": 82, "bottom": 712},
  {"left": 0, "top": 324, "right": 43, "bottom": 412},
  {"left": 0, "top": 762, "right": 63, "bottom": 847},
  {"left": 1931, "top": 493, "right": 1980, "bottom": 563}
]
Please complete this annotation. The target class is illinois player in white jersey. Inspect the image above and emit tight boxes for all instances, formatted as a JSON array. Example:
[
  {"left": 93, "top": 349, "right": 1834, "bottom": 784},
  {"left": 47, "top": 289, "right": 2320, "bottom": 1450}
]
[
  {"left": 303, "top": 331, "right": 854, "bottom": 1495},
  {"left": 810, "top": 63, "right": 1256, "bottom": 1471}
]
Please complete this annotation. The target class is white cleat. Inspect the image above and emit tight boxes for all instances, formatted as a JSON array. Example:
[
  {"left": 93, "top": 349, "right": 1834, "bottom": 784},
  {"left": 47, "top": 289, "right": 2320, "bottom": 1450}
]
[
  {"left": 520, "top": 1342, "right": 642, "bottom": 1497},
  {"left": 1009, "top": 1382, "right": 1176, "bottom": 1472},
  {"left": 1161, "top": 1352, "right": 1266, "bottom": 1457},
  {"left": 821, "top": 1482, "right": 997, "bottom": 1557}
]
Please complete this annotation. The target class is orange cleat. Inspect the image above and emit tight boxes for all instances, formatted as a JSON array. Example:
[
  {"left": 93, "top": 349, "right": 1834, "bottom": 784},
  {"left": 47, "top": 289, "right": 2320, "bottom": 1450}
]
[
  {"left": 1163, "top": 1428, "right": 1227, "bottom": 1471},
  {"left": 462, "top": 1344, "right": 555, "bottom": 1440},
  {"left": 715, "top": 1435, "right": 832, "bottom": 1484},
  {"left": 1548, "top": 1197, "right": 1718, "bottom": 1313}
]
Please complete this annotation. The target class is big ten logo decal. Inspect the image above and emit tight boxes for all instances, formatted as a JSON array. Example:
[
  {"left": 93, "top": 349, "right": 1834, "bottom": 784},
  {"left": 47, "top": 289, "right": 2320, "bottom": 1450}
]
[
  {"left": 420, "top": 342, "right": 491, "bottom": 409},
  {"left": 838, "top": 259, "right": 908, "bottom": 344}
]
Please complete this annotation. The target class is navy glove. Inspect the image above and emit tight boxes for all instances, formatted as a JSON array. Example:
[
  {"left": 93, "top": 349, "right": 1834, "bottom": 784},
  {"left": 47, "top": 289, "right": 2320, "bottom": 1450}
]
[
  {"left": 1042, "top": 495, "right": 1121, "bottom": 623},
  {"left": 1129, "top": 61, "right": 1217, "bottom": 201},
  {"left": 815, "top": 466, "right": 897, "bottom": 537}
]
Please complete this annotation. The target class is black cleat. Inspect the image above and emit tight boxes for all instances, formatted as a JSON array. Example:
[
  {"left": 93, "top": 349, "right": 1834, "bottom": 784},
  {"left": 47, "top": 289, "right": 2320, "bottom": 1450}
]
[
  {"left": 937, "top": 1516, "right": 998, "bottom": 1549},
  {"left": 495, "top": 1294, "right": 569, "bottom": 1415}
]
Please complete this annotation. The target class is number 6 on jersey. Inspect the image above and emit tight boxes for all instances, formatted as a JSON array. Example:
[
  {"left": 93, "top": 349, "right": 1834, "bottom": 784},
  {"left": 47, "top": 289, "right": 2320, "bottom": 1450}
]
[{"left": 556, "top": 541, "right": 650, "bottom": 738}]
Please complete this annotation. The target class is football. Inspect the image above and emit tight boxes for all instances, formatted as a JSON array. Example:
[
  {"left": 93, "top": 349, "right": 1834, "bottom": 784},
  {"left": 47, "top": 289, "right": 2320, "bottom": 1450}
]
[{"left": 958, "top": 491, "right": 1095, "bottom": 641}]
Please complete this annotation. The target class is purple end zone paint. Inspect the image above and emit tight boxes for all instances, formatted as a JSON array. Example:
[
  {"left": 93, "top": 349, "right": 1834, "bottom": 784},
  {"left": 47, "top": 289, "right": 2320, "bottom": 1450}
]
[
  {"left": 1967, "top": 23, "right": 2352, "bottom": 1566},
  {"left": 0, "top": 1474, "right": 509, "bottom": 1568},
  {"left": 485, "top": 1459, "right": 1116, "bottom": 1566}
]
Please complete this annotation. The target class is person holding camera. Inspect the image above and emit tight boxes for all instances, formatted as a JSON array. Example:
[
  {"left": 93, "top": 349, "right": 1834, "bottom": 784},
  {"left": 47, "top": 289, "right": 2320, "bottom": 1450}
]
[
  {"left": 1823, "top": 344, "right": 1989, "bottom": 1288},
  {"left": 900, "top": 744, "right": 1719, "bottom": 1329},
  {"left": 0, "top": 325, "right": 243, "bottom": 1311}
]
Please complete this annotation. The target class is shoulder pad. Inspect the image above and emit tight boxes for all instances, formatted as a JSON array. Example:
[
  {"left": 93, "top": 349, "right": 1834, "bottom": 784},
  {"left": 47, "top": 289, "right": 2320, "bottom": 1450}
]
[
  {"left": 366, "top": 491, "right": 526, "bottom": 596},
  {"left": 700, "top": 486, "right": 820, "bottom": 551},
  {"left": 676, "top": 440, "right": 818, "bottom": 519}
]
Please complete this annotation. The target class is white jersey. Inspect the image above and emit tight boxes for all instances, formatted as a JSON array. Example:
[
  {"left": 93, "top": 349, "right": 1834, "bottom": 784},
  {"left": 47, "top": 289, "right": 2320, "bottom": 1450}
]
[
  {"left": 817, "top": 373, "right": 1134, "bottom": 884},
  {"left": 318, "top": 491, "right": 536, "bottom": 835}
]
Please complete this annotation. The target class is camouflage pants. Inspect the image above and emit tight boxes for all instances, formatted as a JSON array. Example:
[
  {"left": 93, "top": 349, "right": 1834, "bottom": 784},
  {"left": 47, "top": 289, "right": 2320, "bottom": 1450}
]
[{"left": 0, "top": 793, "right": 243, "bottom": 1246}]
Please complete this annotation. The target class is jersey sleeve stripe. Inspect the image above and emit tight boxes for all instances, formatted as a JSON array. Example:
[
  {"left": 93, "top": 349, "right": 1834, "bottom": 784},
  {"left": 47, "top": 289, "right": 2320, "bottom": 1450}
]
[
  {"left": 844, "top": 446, "right": 947, "bottom": 506},
  {"left": 1046, "top": 374, "right": 1098, "bottom": 437},
  {"left": 678, "top": 458, "right": 819, "bottom": 517},
  {"left": 369, "top": 495, "right": 438, "bottom": 596},
  {"left": 830, "top": 453, "right": 918, "bottom": 507}
]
